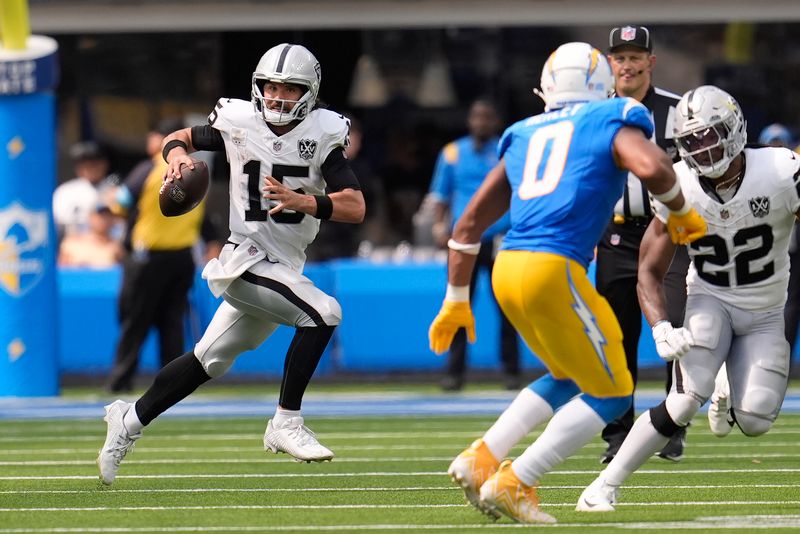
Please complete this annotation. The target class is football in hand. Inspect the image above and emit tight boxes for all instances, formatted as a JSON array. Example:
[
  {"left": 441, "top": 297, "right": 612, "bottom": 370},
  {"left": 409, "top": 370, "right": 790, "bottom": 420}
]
[{"left": 159, "top": 160, "right": 210, "bottom": 217}]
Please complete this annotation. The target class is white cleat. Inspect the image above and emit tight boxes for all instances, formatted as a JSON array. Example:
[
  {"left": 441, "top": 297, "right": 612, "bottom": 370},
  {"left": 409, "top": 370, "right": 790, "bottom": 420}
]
[
  {"left": 264, "top": 416, "right": 334, "bottom": 462},
  {"left": 576, "top": 476, "right": 619, "bottom": 512},
  {"left": 708, "top": 391, "right": 734, "bottom": 437},
  {"left": 708, "top": 369, "right": 734, "bottom": 437},
  {"left": 97, "top": 400, "right": 141, "bottom": 485}
]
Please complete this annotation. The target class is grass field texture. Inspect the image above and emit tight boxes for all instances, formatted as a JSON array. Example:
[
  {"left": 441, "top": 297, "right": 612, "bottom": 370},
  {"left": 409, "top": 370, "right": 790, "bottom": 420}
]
[{"left": 1, "top": 396, "right": 799, "bottom": 533}]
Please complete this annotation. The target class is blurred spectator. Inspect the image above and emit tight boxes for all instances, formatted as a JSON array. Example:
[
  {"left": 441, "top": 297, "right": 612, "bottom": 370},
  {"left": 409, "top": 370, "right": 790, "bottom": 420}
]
[
  {"left": 53, "top": 141, "right": 119, "bottom": 242},
  {"left": 105, "top": 117, "right": 223, "bottom": 393},
  {"left": 760, "top": 124, "right": 800, "bottom": 364},
  {"left": 380, "top": 124, "right": 429, "bottom": 244},
  {"left": 57, "top": 204, "right": 123, "bottom": 268},
  {"left": 423, "top": 99, "right": 520, "bottom": 391},
  {"left": 306, "top": 116, "right": 387, "bottom": 261}
]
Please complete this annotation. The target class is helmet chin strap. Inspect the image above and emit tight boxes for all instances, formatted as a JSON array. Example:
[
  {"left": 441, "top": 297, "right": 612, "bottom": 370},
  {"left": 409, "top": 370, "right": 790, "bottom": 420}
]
[{"left": 702, "top": 163, "right": 730, "bottom": 179}]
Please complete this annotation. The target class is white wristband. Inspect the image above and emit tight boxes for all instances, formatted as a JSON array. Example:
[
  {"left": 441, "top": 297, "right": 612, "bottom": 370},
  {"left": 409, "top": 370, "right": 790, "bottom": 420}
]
[
  {"left": 447, "top": 238, "right": 481, "bottom": 255},
  {"left": 669, "top": 202, "right": 691, "bottom": 217},
  {"left": 445, "top": 284, "right": 470, "bottom": 302},
  {"left": 653, "top": 181, "right": 681, "bottom": 203}
]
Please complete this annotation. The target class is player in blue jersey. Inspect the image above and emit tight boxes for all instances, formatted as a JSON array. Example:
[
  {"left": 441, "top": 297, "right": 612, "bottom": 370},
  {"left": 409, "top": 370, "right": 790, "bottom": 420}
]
[
  {"left": 428, "top": 42, "right": 707, "bottom": 524},
  {"left": 426, "top": 99, "right": 520, "bottom": 391}
]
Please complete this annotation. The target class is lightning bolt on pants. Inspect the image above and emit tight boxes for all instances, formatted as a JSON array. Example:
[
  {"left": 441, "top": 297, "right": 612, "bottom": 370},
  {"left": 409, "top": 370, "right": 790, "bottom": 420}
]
[{"left": 492, "top": 250, "right": 633, "bottom": 398}]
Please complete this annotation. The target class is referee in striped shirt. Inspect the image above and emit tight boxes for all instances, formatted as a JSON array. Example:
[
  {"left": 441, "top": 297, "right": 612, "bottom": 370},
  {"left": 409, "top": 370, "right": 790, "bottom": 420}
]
[{"left": 596, "top": 25, "right": 691, "bottom": 463}]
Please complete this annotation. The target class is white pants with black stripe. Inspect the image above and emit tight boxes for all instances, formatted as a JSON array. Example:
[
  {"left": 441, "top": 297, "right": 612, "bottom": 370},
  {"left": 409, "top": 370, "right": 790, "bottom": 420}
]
[
  {"left": 194, "top": 257, "right": 341, "bottom": 378},
  {"left": 667, "top": 294, "right": 789, "bottom": 435}
]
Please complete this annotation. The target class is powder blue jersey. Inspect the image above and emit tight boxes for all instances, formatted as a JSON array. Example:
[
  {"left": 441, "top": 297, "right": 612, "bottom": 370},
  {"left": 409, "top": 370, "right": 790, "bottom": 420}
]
[
  {"left": 499, "top": 98, "right": 654, "bottom": 268},
  {"left": 428, "top": 135, "right": 511, "bottom": 240}
]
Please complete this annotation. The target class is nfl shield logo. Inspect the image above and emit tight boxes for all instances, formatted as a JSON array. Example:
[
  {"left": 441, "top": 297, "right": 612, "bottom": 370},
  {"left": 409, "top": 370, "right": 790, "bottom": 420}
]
[
  {"left": 298, "top": 139, "right": 318, "bottom": 160},
  {"left": 610, "top": 234, "right": 621, "bottom": 246},
  {"left": 273, "top": 140, "right": 282, "bottom": 152},
  {"left": 720, "top": 209, "right": 730, "bottom": 220},
  {"left": 620, "top": 26, "right": 637, "bottom": 41}
]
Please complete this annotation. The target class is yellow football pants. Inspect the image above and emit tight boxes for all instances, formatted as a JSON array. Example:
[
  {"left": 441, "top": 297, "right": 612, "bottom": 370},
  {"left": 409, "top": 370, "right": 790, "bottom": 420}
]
[{"left": 492, "top": 250, "right": 633, "bottom": 398}]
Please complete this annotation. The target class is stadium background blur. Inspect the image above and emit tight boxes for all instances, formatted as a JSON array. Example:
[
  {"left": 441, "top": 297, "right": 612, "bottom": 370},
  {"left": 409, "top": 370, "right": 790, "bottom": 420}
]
[{"left": 7, "top": 0, "right": 800, "bottom": 392}]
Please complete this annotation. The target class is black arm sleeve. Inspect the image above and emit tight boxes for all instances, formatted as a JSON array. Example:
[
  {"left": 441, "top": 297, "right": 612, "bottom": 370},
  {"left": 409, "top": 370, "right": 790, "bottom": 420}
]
[
  {"left": 321, "top": 147, "right": 361, "bottom": 192},
  {"left": 200, "top": 214, "right": 222, "bottom": 243},
  {"left": 191, "top": 125, "right": 226, "bottom": 152}
]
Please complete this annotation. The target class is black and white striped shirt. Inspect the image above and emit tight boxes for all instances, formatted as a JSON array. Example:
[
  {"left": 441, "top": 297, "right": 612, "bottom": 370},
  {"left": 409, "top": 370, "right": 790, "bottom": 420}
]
[{"left": 613, "top": 85, "right": 681, "bottom": 218}]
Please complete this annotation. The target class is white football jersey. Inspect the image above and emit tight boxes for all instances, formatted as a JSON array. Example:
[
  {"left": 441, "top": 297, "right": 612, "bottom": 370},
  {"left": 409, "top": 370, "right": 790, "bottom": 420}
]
[
  {"left": 656, "top": 147, "right": 800, "bottom": 310},
  {"left": 209, "top": 98, "right": 349, "bottom": 272}
]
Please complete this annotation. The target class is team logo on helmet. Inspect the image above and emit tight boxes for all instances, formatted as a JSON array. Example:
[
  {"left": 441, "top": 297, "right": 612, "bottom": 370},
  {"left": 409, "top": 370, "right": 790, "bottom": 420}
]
[
  {"left": 298, "top": 139, "right": 317, "bottom": 160},
  {"left": 748, "top": 196, "right": 770, "bottom": 218},
  {"left": 0, "top": 202, "right": 48, "bottom": 297}
]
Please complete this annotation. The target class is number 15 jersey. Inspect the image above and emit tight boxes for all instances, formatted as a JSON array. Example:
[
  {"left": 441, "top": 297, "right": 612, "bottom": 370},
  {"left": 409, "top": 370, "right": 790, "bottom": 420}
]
[
  {"left": 209, "top": 98, "right": 350, "bottom": 272},
  {"left": 499, "top": 98, "right": 654, "bottom": 269}
]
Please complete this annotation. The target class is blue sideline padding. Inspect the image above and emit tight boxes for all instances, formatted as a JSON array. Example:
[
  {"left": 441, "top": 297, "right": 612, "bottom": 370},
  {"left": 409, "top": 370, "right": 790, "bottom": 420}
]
[
  {"left": 57, "top": 264, "right": 335, "bottom": 377},
  {"left": 57, "top": 259, "right": 679, "bottom": 377}
]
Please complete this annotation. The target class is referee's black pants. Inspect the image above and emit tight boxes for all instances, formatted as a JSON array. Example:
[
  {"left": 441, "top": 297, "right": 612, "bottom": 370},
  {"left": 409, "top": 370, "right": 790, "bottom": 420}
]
[
  {"left": 106, "top": 247, "right": 196, "bottom": 392},
  {"left": 595, "top": 218, "right": 689, "bottom": 444}
]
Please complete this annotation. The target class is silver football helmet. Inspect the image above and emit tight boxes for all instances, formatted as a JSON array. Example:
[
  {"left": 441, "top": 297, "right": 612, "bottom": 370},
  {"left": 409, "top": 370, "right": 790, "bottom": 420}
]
[
  {"left": 536, "top": 42, "right": 614, "bottom": 111},
  {"left": 251, "top": 43, "right": 321, "bottom": 126},
  {"left": 673, "top": 85, "right": 747, "bottom": 178}
]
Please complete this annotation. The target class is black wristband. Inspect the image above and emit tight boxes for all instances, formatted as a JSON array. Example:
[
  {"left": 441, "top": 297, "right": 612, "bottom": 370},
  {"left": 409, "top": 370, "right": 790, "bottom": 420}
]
[
  {"left": 313, "top": 195, "right": 333, "bottom": 220},
  {"left": 162, "top": 139, "right": 188, "bottom": 162}
]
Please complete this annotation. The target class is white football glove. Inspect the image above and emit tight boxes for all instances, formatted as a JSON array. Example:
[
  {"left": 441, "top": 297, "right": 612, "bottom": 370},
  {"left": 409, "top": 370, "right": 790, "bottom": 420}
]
[{"left": 652, "top": 321, "right": 694, "bottom": 362}]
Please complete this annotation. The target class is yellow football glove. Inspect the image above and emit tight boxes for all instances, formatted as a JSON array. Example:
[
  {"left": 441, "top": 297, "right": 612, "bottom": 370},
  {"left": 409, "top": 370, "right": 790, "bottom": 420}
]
[
  {"left": 666, "top": 207, "right": 707, "bottom": 245},
  {"left": 428, "top": 300, "right": 476, "bottom": 355}
]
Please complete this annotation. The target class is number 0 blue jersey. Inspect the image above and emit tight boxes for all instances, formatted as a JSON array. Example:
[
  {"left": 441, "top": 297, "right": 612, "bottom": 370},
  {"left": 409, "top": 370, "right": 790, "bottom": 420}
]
[{"left": 499, "top": 98, "right": 654, "bottom": 268}]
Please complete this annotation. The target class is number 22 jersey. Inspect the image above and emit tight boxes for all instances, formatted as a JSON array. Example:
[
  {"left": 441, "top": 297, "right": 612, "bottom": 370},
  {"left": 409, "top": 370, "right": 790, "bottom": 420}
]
[
  {"left": 499, "top": 98, "right": 654, "bottom": 268},
  {"left": 656, "top": 146, "right": 800, "bottom": 310}
]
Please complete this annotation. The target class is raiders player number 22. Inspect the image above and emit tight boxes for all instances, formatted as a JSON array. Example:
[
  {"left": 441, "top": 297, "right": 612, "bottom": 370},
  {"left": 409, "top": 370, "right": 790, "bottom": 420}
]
[
  {"left": 97, "top": 43, "right": 365, "bottom": 485},
  {"left": 577, "top": 85, "right": 799, "bottom": 512}
]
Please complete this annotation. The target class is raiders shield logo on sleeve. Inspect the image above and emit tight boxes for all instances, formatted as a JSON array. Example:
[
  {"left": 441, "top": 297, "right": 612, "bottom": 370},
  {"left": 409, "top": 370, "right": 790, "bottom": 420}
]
[{"left": 298, "top": 139, "right": 318, "bottom": 160}]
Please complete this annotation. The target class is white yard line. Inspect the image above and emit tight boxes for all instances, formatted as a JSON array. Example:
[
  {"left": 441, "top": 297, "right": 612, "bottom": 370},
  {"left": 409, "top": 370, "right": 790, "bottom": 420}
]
[
  {"left": 2, "top": 502, "right": 800, "bottom": 513},
  {"left": 3, "top": 427, "right": 800, "bottom": 444},
  {"left": 1, "top": 440, "right": 798, "bottom": 455},
  {"left": 3, "top": 450, "right": 800, "bottom": 467},
  {"left": 3, "top": 467, "right": 800, "bottom": 481},
  {"left": 0, "top": 483, "right": 798, "bottom": 495}
]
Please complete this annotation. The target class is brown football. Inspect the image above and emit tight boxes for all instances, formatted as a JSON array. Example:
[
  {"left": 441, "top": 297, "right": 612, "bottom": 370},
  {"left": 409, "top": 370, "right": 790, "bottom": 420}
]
[{"left": 159, "top": 160, "right": 210, "bottom": 217}]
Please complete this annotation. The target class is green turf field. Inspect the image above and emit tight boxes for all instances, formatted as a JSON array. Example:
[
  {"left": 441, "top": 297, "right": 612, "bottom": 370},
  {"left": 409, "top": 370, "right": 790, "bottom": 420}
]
[{"left": 1, "top": 408, "right": 799, "bottom": 533}]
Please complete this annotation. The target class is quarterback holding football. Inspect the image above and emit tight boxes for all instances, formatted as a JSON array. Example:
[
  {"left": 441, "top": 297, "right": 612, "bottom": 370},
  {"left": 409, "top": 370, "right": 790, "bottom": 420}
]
[{"left": 97, "top": 43, "right": 365, "bottom": 485}]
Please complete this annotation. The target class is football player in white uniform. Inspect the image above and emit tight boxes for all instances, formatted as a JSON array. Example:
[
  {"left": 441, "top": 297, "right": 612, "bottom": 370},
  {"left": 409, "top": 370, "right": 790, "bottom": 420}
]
[
  {"left": 97, "top": 43, "right": 365, "bottom": 485},
  {"left": 577, "top": 85, "right": 800, "bottom": 511}
]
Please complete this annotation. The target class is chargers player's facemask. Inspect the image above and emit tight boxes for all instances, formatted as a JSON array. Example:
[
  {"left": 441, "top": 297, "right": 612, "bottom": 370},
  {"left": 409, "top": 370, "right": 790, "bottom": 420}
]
[
  {"left": 674, "top": 85, "right": 747, "bottom": 178},
  {"left": 251, "top": 43, "right": 321, "bottom": 126}
]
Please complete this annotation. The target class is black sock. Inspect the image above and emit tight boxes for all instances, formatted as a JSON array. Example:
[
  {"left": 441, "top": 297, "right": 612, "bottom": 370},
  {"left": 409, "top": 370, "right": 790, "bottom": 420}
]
[
  {"left": 135, "top": 351, "right": 211, "bottom": 425},
  {"left": 279, "top": 325, "right": 336, "bottom": 410}
]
